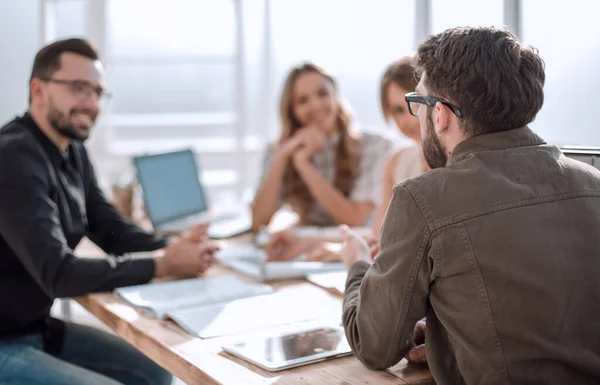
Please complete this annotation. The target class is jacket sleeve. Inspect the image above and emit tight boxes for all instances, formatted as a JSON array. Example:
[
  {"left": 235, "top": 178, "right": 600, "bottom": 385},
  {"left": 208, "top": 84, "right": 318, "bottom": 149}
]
[
  {"left": 343, "top": 184, "right": 432, "bottom": 369},
  {"left": 0, "top": 142, "right": 155, "bottom": 299},
  {"left": 81, "top": 147, "right": 167, "bottom": 255}
]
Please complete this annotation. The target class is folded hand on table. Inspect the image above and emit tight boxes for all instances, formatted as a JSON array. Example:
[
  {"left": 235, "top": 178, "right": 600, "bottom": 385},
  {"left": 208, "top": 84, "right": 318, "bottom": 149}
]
[{"left": 155, "top": 223, "right": 220, "bottom": 279}]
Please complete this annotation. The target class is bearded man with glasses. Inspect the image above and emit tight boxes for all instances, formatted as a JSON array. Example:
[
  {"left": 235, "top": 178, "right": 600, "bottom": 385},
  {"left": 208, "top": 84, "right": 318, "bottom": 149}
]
[
  {"left": 0, "top": 38, "right": 219, "bottom": 384},
  {"left": 340, "top": 26, "right": 600, "bottom": 385}
]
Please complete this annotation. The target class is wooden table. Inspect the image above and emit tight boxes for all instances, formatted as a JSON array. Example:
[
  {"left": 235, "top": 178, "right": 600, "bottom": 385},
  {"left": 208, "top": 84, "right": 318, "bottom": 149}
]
[{"left": 74, "top": 241, "right": 434, "bottom": 385}]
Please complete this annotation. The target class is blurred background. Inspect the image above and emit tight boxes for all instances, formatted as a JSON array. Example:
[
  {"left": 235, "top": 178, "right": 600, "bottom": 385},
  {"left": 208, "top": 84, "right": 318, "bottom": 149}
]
[{"left": 1, "top": 0, "right": 599, "bottom": 207}]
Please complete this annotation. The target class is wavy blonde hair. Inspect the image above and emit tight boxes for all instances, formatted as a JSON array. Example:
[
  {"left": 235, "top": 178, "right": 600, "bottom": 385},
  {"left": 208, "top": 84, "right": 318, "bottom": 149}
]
[{"left": 279, "top": 62, "right": 360, "bottom": 225}]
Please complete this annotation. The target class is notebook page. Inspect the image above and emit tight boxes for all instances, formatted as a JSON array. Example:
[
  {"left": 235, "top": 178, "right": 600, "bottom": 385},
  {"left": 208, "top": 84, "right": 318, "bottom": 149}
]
[
  {"left": 166, "top": 285, "right": 342, "bottom": 338},
  {"left": 115, "top": 275, "right": 273, "bottom": 319}
]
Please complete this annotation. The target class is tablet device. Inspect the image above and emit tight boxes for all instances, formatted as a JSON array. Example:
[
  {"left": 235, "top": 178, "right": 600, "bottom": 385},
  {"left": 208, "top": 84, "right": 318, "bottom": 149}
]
[{"left": 222, "top": 325, "right": 352, "bottom": 371}]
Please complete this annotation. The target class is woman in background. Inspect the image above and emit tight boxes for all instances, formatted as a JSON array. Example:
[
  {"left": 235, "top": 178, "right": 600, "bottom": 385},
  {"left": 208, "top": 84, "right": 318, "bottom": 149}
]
[
  {"left": 266, "top": 55, "right": 427, "bottom": 261},
  {"left": 371, "top": 55, "right": 428, "bottom": 235},
  {"left": 251, "top": 62, "right": 392, "bottom": 231}
]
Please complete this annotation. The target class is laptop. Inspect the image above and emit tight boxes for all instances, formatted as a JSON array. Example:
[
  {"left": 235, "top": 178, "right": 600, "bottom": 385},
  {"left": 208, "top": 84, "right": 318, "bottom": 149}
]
[{"left": 133, "top": 149, "right": 252, "bottom": 239}]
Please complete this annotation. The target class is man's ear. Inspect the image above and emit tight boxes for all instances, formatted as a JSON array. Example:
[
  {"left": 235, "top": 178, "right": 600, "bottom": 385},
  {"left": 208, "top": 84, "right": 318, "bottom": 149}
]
[
  {"left": 29, "top": 78, "right": 45, "bottom": 106},
  {"left": 434, "top": 101, "right": 450, "bottom": 134}
]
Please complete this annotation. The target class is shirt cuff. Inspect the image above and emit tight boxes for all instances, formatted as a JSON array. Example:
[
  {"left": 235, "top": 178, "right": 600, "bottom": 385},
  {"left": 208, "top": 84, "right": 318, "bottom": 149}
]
[
  {"left": 128, "top": 257, "right": 156, "bottom": 285},
  {"left": 152, "top": 237, "right": 169, "bottom": 250}
]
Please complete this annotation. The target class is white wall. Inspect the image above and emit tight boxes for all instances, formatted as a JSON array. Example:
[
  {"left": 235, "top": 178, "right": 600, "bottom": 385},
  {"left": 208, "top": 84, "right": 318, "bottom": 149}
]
[
  {"left": 522, "top": 0, "right": 600, "bottom": 147},
  {"left": 0, "top": 0, "right": 41, "bottom": 125}
]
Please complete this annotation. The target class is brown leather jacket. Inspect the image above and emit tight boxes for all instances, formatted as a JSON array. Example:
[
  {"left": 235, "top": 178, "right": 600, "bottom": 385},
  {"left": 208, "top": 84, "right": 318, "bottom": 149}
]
[{"left": 344, "top": 126, "right": 600, "bottom": 385}]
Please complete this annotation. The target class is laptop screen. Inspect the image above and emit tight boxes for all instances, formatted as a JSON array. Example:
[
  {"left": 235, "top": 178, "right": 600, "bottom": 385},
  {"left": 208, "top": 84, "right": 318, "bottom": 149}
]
[{"left": 133, "top": 149, "right": 208, "bottom": 225}]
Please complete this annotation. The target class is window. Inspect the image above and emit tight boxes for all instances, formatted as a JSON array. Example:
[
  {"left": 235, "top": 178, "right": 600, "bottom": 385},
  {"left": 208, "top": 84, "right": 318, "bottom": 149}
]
[
  {"left": 104, "top": 0, "right": 245, "bottom": 201},
  {"left": 269, "top": 0, "right": 415, "bottom": 138},
  {"left": 107, "top": 0, "right": 235, "bottom": 57},
  {"left": 431, "top": 0, "right": 504, "bottom": 35},
  {"left": 108, "top": 64, "right": 235, "bottom": 115},
  {"left": 53, "top": 0, "right": 88, "bottom": 38},
  {"left": 521, "top": 0, "right": 600, "bottom": 146},
  {"left": 105, "top": 0, "right": 238, "bottom": 141},
  {"left": 43, "top": 0, "right": 247, "bottom": 203}
]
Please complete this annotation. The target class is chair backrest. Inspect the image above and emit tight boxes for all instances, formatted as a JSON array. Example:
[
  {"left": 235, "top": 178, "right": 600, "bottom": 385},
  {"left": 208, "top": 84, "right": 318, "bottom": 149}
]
[{"left": 561, "top": 147, "right": 600, "bottom": 171}]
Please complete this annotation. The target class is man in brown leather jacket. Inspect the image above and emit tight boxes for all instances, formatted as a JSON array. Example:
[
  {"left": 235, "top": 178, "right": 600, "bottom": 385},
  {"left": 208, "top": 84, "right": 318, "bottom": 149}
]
[{"left": 341, "top": 26, "right": 600, "bottom": 385}]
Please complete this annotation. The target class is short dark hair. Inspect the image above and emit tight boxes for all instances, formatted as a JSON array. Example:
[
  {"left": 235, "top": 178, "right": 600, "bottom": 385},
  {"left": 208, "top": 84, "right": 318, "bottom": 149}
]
[
  {"left": 415, "top": 26, "right": 545, "bottom": 137},
  {"left": 380, "top": 55, "right": 419, "bottom": 120},
  {"left": 29, "top": 38, "right": 99, "bottom": 102}
]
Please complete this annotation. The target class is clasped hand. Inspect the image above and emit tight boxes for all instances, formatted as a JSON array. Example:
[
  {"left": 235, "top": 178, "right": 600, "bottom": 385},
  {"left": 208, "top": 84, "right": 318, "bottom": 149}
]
[
  {"left": 156, "top": 223, "right": 220, "bottom": 278},
  {"left": 278, "top": 127, "right": 327, "bottom": 166}
]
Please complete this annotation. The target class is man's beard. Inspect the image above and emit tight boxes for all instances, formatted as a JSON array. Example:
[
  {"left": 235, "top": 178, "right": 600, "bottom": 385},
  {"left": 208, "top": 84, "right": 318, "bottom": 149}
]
[
  {"left": 47, "top": 97, "right": 96, "bottom": 142},
  {"left": 422, "top": 108, "right": 448, "bottom": 169}
]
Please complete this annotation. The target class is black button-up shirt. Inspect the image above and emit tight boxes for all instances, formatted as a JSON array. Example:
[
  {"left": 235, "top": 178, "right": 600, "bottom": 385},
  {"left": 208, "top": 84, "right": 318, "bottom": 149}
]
[{"left": 0, "top": 113, "right": 166, "bottom": 337}]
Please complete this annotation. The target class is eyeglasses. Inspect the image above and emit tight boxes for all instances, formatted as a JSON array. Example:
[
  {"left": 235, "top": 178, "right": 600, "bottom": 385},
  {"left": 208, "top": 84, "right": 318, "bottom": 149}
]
[
  {"left": 39, "top": 78, "right": 112, "bottom": 102},
  {"left": 405, "top": 92, "right": 462, "bottom": 118}
]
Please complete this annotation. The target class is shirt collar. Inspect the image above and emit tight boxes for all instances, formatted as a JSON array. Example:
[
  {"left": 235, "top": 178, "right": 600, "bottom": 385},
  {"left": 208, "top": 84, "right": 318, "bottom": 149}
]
[
  {"left": 21, "top": 112, "right": 71, "bottom": 167},
  {"left": 448, "top": 126, "right": 546, "bottom": 166}
]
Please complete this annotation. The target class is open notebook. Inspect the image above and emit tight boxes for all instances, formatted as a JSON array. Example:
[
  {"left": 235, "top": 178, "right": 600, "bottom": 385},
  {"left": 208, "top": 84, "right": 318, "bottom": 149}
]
[
  {"left": 115, "top": 275, "right": 341, "bottom": 339},
  {"left": 115, "top": 275, "right": 273, "bottom": 319},
  {"left": 167, "top": 285, "right": 342, "bottom": 338}
]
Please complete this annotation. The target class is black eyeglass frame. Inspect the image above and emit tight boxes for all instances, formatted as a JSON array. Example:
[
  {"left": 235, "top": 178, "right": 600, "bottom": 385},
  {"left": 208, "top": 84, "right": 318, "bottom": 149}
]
[
  {"left": 405, "top": 91, "right": 462, "bottom": 118},
  {"left": 38, "top": 77, "right": 112, "bottom": 101}
]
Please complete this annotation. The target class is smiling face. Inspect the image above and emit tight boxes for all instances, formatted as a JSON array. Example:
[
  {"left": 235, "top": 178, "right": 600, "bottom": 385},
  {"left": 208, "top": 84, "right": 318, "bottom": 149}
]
[
  {"left": 32, "top": 52, "right": 105, "bottom": 141},
  {"left": 385, "top": 82, "right": 421, "bottom": 141},
  {"left": 290, "top": 71, "right": 340, "bottom": 134}
]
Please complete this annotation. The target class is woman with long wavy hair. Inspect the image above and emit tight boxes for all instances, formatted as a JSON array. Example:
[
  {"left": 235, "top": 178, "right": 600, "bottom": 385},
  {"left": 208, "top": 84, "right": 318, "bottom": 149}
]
[
  {"left": 251, "top": 62, "right": 392, "bottom": 230},
  {"left": 264, "top": 56, "right": 428, "bottom": 262}
]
